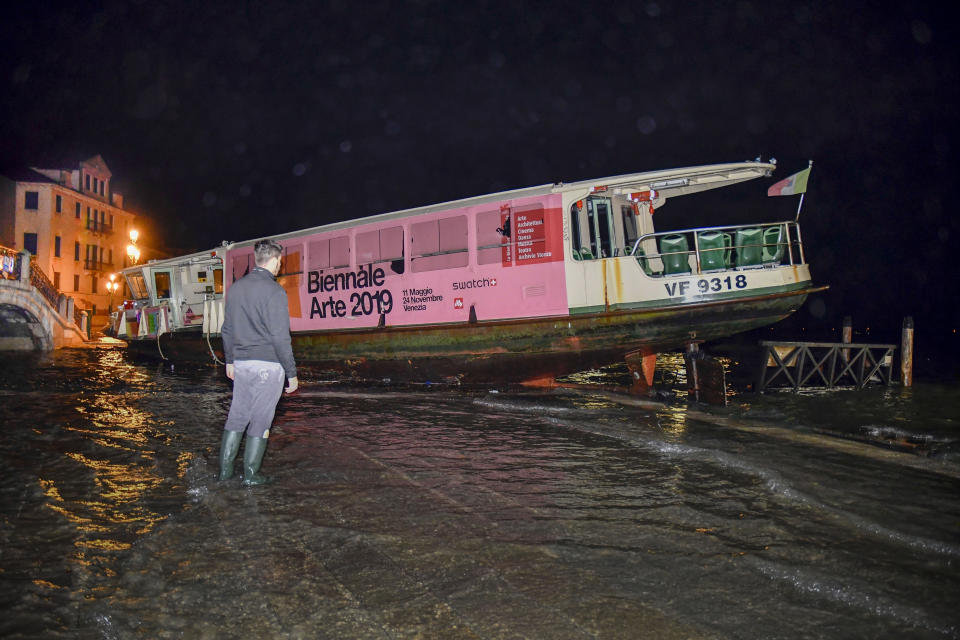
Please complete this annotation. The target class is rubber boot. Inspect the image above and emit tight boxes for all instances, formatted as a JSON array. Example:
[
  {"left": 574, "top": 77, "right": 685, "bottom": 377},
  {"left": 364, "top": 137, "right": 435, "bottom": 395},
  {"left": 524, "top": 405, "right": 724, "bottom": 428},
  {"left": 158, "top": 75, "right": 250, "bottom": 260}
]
[
  {"left": 242, "top": 435, "right": 270, "bottom": 486},
  {"left": 218, "top": 430, "right": 243, "bottom": 481}
]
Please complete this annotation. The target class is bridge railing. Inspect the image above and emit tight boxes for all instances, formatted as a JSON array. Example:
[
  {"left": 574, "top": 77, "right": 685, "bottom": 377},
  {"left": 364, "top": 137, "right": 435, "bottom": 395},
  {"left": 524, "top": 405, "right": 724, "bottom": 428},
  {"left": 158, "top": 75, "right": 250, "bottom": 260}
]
[
  {"left": 1, "top": 244, "right": 87, "bottom": 335},
  {"left": 28, "top": 255, "right": 60, "bottom": 310}
]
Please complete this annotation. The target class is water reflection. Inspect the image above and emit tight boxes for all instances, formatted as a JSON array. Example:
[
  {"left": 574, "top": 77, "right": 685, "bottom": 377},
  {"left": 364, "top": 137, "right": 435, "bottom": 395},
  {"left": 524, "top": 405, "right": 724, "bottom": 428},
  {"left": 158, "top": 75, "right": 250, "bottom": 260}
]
[
  {"left": 0, "top": 347, "right": 204, "bottom": 625},
  {"left": 657, "top": 405, "right": 689, "bottom": 439},
  {"left": 1, "top": 347, "right": 958, "bottom": 638}
]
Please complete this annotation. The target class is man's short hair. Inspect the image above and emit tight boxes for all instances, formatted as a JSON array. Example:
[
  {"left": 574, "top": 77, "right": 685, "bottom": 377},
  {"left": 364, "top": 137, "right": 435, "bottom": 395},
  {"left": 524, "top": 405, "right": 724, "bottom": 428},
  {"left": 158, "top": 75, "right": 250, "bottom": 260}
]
[{"left": 254, "top": 239, "right": 284, "bottom": 267}]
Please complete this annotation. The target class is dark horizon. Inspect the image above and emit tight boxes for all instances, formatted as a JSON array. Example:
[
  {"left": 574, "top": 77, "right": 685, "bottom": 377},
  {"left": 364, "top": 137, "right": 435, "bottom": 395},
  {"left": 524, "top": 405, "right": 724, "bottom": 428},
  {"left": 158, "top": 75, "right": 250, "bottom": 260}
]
[{"left": 2, "top": 1, "right": 958, "bottom": 340}]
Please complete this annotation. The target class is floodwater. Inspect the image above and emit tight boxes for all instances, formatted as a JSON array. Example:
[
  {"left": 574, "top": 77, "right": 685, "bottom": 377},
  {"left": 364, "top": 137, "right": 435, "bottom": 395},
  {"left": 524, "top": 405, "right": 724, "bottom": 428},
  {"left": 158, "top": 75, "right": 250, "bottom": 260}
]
[{"left": 0, "top": 346, "right": 958, "bottom": 639}]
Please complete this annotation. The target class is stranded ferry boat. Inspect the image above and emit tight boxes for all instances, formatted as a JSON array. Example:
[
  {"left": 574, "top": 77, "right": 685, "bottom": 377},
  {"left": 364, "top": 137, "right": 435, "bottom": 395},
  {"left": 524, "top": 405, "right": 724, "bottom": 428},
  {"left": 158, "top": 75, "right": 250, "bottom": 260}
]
[{"left": 111, "top": 160, "right": 824, "bottom": 385}]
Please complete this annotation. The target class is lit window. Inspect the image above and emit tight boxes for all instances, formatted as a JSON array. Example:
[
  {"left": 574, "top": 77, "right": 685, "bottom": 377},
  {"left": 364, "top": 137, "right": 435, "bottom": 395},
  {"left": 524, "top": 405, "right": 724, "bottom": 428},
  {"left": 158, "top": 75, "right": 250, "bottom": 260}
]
[
  {"left": 278, "top": 244, "right": 303, "bottom": 277},
  {"left": 127, "top": 273, "right": 149, "bottom": 299},
  {"left": 154, "top": 272, "right": 171, "bottom": 299}
]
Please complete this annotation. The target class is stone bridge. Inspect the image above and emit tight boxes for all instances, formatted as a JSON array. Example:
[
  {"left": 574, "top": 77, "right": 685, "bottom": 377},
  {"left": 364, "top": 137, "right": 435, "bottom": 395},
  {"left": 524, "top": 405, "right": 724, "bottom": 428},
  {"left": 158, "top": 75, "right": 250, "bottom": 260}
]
[{"left": 0, "top": 250, "right": 89, "bottom": 351}]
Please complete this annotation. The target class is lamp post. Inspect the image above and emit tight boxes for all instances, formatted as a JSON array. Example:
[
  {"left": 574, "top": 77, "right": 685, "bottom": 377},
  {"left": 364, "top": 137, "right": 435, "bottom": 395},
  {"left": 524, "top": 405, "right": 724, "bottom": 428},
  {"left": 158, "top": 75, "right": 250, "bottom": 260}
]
[
  {"left": 106, "top": 274, "right": 119, "bottom": 312},
  {"left": 126, "top": 229, "right": 141, "bottom": 265}
]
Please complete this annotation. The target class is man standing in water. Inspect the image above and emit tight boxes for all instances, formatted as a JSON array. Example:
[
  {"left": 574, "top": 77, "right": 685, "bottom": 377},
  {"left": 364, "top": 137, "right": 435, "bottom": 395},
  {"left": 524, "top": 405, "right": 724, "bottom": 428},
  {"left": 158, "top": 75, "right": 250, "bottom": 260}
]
[{"left": 218, "top": 239, "right": 298, "bottom": 486}]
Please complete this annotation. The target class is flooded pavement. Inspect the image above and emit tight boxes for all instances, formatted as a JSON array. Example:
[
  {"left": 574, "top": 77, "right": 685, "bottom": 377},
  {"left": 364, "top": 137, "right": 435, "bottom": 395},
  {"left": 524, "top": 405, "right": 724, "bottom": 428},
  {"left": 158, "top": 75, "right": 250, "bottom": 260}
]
[{"left": 0, "top": 347, "right": 958, "bottom": 638}]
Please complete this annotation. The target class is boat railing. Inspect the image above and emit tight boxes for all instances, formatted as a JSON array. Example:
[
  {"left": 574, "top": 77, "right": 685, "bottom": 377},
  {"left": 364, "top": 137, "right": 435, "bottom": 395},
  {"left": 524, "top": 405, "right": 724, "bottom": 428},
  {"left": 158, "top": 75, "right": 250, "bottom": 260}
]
[{"left": 623, "top": 220, "right": 804, "bottom": 277}]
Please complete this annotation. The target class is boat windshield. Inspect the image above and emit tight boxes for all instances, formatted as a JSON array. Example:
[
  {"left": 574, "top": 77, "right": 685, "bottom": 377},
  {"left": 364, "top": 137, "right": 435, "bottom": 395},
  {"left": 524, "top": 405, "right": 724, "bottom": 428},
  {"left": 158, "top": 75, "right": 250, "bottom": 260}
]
[{"left": 126, "top": 272, "right": 149, "bottom": 299}]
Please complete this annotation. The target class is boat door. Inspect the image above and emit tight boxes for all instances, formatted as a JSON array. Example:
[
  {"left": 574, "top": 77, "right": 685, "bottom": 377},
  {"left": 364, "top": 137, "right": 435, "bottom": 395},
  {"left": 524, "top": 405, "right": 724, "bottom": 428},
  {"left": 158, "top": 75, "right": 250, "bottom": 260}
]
[
  {"left": 177, "top": 262, "right": 219, "bottom": 328},
  {"left": 586, "top": 197, "right": 614, "bottom": 259},
  {"left": 567, "top": 198, "right": 608, "bottom": 313},
  {"left": 150, "top": 268, "right": 176, "bottom": 322}
]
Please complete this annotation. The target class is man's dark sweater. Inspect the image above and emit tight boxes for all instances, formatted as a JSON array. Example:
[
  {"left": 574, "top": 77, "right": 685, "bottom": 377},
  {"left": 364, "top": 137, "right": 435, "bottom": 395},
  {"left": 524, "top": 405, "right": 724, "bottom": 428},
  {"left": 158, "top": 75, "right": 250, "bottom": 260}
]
[{"left": 221, "top": 266, "right": 297, "bottom": 379}]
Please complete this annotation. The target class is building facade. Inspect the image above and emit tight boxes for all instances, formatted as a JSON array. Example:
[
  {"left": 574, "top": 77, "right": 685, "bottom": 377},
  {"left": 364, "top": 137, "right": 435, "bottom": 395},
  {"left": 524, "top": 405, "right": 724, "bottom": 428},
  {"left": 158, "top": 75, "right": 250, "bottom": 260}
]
[{"left": 0, "top": 155, "right": 139, "bottom": 323}]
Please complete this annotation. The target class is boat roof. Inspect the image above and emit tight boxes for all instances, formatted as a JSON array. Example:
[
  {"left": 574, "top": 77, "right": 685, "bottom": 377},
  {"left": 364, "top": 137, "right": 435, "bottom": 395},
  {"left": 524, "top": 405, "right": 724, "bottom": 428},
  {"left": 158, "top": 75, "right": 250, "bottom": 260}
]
[
  {"left": 124, "top": 159, "right": 777, "bottom": 271},
  {"left": 120, "top": 247, "right": 224, "bottom": 275},
  {"left": 251, "top": 160, "right": 776, "bottom": 246}
]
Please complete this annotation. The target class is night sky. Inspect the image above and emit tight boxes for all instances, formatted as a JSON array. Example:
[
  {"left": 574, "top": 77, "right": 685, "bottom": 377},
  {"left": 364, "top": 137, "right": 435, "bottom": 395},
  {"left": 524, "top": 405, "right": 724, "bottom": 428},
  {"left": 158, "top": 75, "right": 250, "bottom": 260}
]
[{"left": 2, "top": 1, "right": 957, "bottom": 348}]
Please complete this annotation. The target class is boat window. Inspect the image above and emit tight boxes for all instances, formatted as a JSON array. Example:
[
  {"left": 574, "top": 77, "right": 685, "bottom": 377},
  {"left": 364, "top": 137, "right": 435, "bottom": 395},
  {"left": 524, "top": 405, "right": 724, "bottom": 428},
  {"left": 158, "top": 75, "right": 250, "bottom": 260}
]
[
  {"left": 411, "top": 220, "right": 438, "bottom": 256},
  {"left": 126, "top": 272, "right": 149, "bottom": 299},
  {"left": 277, "top": 243, "right": 304, "bottom": 318},
  {"left": 621, "top": 205, "right": 639, "bottom": 251},
  {"left": 213, "top": 268, "right": 223, "bottom": 294},
  {"left": 569, "top": 203, "right": 583, "bottom": 257},
  {"left": 307, "top": 239, "right": 330, "bottom": 270},
  {"left": 279, "top": 243, "right": 303, "bottom": 276},
  {"left": 330, "top": 236, "right": 350, "bottom": 268},
  {"left": 356, "top": 230, "right": 379, "bottom": 264},
  {"left": 411, "top": 216, "right": 468, "bottom": 273},
  {"left": 588, "top": 197, "right": 613, "bottom": 258},
  {"left": 439, "top": 216, "right": 467, "bottom": 253},
  {"left": 476, "top": 210, "right": 510, "bottom": 265},
  {"left": 154, "top": 271, "right": 172, "bottom": 299},
  {"left": 380, "top": 227, "right": 404, "bottom": 262},
  {"left": 356, "top": 226, "right": 404, "bottom": 273},
  {"left": 586, "top": 202, "right": 598, "bottom": 257},
  {"left": 231, "top": 254, "right": 250, "bottom": 283},
  {"left": 307, "top": 237, "right": 350, "bottom": 270}
]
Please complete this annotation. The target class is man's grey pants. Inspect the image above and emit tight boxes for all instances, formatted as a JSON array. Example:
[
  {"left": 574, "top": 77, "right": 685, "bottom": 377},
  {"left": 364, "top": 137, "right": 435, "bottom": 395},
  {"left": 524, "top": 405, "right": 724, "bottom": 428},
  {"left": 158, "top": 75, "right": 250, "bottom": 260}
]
[{"left": 224, "top": 360, "right": 285, "bottom": 438}]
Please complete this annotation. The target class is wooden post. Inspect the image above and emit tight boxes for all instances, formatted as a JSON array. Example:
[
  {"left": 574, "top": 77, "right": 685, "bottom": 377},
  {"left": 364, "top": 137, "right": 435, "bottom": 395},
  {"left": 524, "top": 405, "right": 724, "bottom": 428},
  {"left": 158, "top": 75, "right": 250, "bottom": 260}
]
[
  {"left": 900, "top": 316, "right": 914, "bottom": 387},
  {"left": 684, "top": 342, "right": 700, "bottom": 401},
  {"left": 841, "top": 315, "right": 852, "bottom": 363},
  {"left": 696, "top": 356, "right": 727, "bottom": 406}
]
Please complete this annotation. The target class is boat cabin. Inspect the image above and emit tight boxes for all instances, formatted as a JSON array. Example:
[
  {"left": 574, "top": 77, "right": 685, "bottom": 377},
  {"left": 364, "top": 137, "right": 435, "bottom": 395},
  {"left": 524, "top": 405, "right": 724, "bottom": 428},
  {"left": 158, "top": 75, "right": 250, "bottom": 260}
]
[{"left": 114, "top": 248, "right": 226, "bottom": 338}]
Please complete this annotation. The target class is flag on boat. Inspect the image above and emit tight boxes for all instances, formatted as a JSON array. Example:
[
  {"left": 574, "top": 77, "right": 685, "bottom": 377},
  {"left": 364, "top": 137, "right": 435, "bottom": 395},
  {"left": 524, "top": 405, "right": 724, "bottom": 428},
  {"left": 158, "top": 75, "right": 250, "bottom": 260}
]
[{"left": 767, "top": 164, "right": 812, "bottom": 197}]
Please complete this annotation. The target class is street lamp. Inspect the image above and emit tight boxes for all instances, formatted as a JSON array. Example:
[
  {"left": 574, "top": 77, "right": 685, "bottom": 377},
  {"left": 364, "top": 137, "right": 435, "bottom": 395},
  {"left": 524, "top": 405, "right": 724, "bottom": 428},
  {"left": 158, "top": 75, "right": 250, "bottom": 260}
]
[
  {"left": 106, "top": 274, "right": 119, "bottom": 311},
  {"left": 126, "top": 229, "right": 141, "bottom": 265}
]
